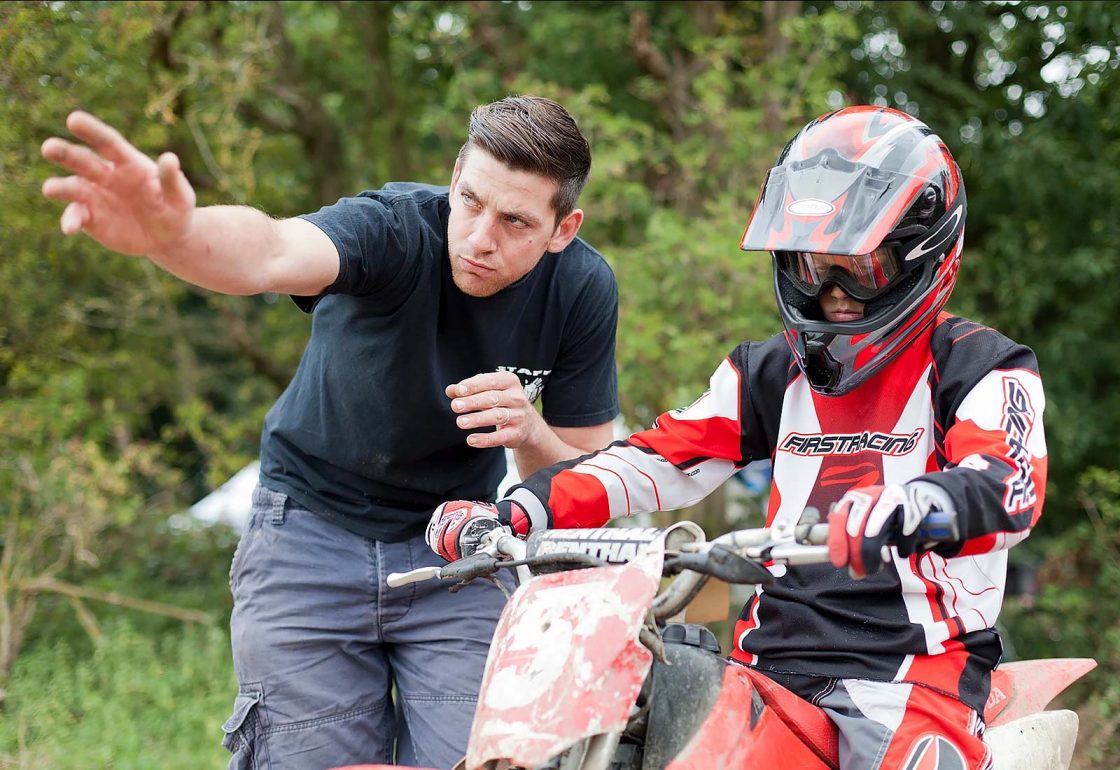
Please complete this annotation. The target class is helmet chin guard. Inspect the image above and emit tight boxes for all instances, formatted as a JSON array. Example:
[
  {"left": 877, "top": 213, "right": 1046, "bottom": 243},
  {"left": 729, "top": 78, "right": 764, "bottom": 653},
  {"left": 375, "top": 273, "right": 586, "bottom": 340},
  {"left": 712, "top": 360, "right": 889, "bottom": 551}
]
[{"left": 742, "top": 106, "right": 967, "bottom": 395}]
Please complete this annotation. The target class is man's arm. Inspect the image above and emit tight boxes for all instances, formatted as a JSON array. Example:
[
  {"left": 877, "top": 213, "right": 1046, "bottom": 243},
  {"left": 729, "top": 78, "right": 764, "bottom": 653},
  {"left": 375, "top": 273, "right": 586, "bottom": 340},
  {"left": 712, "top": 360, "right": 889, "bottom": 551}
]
[
  {"left": 148, "top": 209, "right": 339, "bottom": 297},
  {"left": 515, "top": 420, "right": 615, "bottom": 479},
  {"left": 41, "top": 111, "right": 339, "bottom": 297}
]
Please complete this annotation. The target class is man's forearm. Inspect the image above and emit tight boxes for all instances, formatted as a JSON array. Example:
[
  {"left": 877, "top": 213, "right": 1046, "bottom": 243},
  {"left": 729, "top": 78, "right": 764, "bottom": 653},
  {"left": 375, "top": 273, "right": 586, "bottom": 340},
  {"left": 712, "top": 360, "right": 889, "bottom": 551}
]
[
  {"left": 147, "top": 207, "right": 340, "bottom": 297},
  {"left": 513, "top": 431, "right": 581, "bottom": 480},
  {"left": 512, "top": 412, "right": 614, "bottom": 479},
  {"left": 147, "top": 205, "right": 288, "bottom": 295}
]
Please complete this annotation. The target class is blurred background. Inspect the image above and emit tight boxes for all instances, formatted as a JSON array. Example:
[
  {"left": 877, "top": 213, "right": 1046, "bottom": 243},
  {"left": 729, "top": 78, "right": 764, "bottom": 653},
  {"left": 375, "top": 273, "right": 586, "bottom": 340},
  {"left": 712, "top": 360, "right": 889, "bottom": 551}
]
[{"left": 1, "top": 1, "right": 1118, "bottom": 767}]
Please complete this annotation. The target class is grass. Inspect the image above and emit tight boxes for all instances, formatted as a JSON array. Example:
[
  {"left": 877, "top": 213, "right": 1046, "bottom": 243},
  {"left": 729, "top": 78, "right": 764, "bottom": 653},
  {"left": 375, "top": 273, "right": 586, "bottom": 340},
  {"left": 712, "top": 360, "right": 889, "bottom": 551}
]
[{"left": 0, "top": 620, "right": 234, "bottom": 770}]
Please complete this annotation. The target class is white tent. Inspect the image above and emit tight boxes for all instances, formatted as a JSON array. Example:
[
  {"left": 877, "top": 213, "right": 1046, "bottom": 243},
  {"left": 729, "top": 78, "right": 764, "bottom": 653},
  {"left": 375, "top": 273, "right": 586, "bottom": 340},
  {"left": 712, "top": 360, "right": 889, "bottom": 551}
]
[{"left": 188, "top": 461, "right": 261, "bottom": 529}]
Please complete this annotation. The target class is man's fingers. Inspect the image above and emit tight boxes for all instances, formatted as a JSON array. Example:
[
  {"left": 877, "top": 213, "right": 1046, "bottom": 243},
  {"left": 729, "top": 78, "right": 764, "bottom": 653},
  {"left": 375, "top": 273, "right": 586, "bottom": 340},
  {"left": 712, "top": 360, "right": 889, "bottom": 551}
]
[
  {"left": 66, "top": 110, "right": 143, "bottom": 165},
  {"left": 42, "top": 175, "right": 95, "bottom": 203},
  {"left": 41, "top": 137, "right": 113, "bottom": 182},
  {"left": 465, "top": 426, "right": 517, "bottom": 449},
  {"left": 451, "top": 390, "right": 502, "bottom": 414},
  {"left": 157, "top": 152, "right": 195, "bottom": 209},
  {"left": 448, "top": 370, "right": 521, "bottom": 398},
  {"left": 456, "top": 406, "right": 515, "bottom": 430},
  {"left": 60, "top": 202, "right": 90, "bottom": 235},
  {"left": 449, "top": 385, "right": 527, "bottom": 415}
]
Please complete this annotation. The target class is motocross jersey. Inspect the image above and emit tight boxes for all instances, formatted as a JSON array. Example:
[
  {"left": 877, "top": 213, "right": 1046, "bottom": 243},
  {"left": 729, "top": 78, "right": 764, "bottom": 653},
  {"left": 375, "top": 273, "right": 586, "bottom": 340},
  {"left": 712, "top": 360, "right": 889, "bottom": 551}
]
[{"left": 502, "top": 313, "right": 1047, "bottom": 715}]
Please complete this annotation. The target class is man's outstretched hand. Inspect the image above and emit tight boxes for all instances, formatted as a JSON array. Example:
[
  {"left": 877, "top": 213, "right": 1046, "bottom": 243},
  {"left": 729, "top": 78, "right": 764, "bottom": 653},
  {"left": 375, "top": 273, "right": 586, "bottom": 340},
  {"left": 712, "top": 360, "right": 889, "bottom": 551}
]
[{"left": 41, "top": 111, "right": 196, "bottom": 256}]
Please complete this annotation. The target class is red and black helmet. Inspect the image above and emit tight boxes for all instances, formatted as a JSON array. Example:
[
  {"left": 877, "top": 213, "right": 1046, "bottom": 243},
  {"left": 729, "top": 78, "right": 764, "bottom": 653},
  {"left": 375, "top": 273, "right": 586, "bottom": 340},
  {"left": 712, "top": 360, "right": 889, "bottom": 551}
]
[{"left": 740, "top": 106, "right": 966, "bottom": 395}]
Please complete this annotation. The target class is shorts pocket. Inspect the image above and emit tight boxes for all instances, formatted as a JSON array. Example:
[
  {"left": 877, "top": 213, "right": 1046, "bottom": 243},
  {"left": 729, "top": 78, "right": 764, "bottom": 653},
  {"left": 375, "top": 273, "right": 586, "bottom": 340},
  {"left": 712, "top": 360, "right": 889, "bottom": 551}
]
[
  {"left": 228, "top": 528, "right": 253, "bottom": 593},
  {"left": 222, "top": 688, "right": 265, "bottom": 769},
  {"left": 228, "top": 508, "right": 266, "bottom": 594}
]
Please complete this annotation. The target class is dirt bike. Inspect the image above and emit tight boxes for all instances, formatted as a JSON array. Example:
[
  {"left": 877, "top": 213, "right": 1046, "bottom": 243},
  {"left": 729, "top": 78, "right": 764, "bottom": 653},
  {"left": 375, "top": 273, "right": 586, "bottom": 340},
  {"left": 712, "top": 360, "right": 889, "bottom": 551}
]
[{"left": 336, "top": 516, "right": 1095, "bottom": 770}]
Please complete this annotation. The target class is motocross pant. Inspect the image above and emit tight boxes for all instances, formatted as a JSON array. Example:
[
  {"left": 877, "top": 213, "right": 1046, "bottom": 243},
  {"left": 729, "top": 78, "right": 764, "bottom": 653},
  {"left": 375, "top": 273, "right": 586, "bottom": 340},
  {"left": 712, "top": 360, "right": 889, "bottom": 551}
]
[
  {"left": 765, "top": 672, "right": 992, "bottom": 770},
  {"left": 222, "top": 484, "right": 513, "bottom": 770}
]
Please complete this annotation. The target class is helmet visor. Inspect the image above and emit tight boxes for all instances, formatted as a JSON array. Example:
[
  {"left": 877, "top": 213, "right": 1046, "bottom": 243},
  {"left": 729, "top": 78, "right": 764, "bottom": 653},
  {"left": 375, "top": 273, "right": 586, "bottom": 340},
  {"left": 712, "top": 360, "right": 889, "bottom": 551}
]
[{"left": 778, "top": 245, "right": 903, "bottom": 301}]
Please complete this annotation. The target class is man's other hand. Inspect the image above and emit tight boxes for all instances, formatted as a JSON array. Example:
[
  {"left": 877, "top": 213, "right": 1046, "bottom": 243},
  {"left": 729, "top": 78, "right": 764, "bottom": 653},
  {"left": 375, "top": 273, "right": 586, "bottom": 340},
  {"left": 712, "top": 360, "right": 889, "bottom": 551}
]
[{"left": 446, "top": 370, "right": 539, "bottom": 450}]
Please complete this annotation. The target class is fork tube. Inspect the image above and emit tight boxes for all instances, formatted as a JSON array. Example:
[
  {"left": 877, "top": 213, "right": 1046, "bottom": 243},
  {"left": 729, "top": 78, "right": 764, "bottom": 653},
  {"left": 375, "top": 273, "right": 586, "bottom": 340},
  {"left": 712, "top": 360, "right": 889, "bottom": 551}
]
[{"left": 579, "top": 730, "right": 623, "bottom": 770}]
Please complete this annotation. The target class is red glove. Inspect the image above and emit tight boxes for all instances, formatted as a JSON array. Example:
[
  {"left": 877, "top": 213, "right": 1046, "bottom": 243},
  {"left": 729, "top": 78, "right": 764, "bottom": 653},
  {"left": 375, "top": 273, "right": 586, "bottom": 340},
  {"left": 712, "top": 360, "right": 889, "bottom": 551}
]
[
  {"left": 426, "top": 501, "right": 510, "bottom": 562},
  {"left": 827, "top": 484, "right": 922, "bottom": 579}
]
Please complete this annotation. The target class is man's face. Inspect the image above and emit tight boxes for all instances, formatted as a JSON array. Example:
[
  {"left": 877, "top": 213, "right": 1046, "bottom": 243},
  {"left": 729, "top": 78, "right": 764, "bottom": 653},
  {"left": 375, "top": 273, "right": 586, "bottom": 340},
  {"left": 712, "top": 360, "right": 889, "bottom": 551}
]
[{"left": 446, "top": 149, "right": 582, "bottom": 297}]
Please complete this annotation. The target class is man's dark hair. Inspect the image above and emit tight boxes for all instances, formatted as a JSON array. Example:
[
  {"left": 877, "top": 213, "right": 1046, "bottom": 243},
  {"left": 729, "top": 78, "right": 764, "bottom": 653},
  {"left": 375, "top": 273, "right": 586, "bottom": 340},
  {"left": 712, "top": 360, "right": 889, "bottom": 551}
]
[{"left": 457, "top": 95, "right": 592, "bottom": 223}]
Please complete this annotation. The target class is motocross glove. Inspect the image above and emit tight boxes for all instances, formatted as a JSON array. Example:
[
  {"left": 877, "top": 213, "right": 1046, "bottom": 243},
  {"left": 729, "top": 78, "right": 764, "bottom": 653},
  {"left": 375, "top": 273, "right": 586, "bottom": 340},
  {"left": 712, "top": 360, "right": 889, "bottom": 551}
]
[
  {"left": 426, "top": 500, "right": 523, "bottom": 562},
  {"left": 827, "top": 480, "right": 958, "bottom": 579}
]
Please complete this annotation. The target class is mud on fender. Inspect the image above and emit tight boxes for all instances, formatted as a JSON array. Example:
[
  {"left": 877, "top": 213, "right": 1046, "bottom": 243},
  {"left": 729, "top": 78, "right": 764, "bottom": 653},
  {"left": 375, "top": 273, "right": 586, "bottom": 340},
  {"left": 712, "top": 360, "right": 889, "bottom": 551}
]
[{"left": 642, "top": 639, "right": 747, "bottom": 770}]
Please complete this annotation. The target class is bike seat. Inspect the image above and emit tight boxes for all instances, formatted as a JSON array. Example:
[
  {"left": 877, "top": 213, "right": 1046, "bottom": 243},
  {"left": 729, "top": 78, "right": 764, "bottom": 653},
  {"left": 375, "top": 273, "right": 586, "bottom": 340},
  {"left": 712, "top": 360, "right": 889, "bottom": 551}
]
[{"left": 745, "top": 668, "right": 840, "bottom": 769}]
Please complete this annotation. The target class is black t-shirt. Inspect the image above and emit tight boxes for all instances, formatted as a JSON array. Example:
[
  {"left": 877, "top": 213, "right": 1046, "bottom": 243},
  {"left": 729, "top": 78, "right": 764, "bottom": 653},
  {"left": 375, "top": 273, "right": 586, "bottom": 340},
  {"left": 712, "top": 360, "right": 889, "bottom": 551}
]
[{"left": 258, "top": 183, "right": 619, "bottom": 541}]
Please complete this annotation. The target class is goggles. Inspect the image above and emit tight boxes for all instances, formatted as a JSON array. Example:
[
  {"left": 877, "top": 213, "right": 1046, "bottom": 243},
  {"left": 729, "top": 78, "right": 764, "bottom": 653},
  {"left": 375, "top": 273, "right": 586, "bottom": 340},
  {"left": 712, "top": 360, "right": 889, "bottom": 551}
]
[{"left": 777, "top": 245, "right": 903, "bottom": 301}]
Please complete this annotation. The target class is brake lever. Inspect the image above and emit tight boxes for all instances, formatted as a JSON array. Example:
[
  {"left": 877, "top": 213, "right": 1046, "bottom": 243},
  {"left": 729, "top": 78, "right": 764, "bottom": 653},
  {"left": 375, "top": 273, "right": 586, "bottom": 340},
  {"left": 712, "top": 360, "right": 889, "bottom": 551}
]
[
  {"left": 667, "top": 545, "right": 775, "bottom": 585},
  {"left": 438, "top": 552, "right": 501, "bottom": 583}
]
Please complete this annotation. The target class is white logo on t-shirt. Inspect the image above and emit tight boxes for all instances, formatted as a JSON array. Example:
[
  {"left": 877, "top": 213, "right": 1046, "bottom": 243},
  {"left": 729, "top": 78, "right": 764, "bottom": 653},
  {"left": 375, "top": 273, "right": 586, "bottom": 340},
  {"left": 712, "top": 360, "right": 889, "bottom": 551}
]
[{"left": 497, "top": 366, "right": 551, "bottom": 404}]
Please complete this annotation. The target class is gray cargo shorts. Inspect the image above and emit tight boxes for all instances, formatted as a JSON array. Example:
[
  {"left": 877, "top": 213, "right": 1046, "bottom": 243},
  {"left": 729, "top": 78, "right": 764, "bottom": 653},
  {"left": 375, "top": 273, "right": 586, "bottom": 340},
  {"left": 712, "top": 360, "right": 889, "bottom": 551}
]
[{"left": 222, "top": 484, "right": 513, "bottom": 770}]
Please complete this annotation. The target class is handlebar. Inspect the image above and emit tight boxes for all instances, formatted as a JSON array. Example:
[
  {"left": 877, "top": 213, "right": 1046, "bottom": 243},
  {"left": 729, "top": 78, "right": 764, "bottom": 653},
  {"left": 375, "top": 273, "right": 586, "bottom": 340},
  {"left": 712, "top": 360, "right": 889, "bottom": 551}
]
[
  {"left": 385, "top": 519, "right": 828, "bottom": 595},
  {"left": 386, "top": 528, "right": 532, "bottom": 590},
  {"left": 386, "top": 510, "right": 960, "bottom": 620}
]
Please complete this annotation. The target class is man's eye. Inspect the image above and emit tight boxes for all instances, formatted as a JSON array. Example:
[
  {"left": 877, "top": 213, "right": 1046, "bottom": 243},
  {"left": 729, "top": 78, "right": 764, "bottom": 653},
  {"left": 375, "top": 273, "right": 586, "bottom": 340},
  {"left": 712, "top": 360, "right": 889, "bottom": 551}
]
[
  {"left": 506, "top": 216, "right": 526, "bottom": 227},
  {"left": 462, "top": 192, "right": 478, "bottom": 207}
]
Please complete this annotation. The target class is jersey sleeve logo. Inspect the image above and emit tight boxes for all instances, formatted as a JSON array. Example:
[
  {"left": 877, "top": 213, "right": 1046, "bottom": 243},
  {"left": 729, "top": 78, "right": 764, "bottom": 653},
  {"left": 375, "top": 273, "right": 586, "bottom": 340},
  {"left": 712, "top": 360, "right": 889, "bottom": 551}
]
[{"left": 1001, "top": 376, "right": 1037, "bottom": 513}]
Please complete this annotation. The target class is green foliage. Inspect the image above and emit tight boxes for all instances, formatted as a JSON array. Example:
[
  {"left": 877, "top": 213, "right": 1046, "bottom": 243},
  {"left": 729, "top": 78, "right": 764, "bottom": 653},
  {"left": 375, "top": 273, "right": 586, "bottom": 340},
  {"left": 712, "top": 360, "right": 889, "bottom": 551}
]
[
  {"left": 956, "top": 80, "right": 1120, "bottom": 533},
  {"left": 0, "top": 621, "right": 233, "bottom": 770},
  {"left": 1001, "top": 467, "right": 1120, "bottom": 767},
  {"left": 19, "top": 514, "right": 238, "bottom": 654},
  {"left": 613, "top": 202, "right": 780, "bottom": 426},
  {"left": 0, "top": 365, "right": 184, "bottom": 689},
  {"left": 825, "top": 0, "right": 1120, "bottom": 535},
  {"left": 2, "top": 1, "right": 1119, "bottom": 766}
]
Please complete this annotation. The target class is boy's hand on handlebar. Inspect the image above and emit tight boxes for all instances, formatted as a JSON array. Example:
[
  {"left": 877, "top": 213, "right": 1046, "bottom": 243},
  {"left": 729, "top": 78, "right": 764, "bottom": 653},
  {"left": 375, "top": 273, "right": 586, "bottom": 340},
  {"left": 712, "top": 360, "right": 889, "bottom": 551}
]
[
  {"left": 827, "top": 482, "right": 955, "bottom": 579},
  {"left": 426, "top": 500, "right": 527, "bottom": 562},
  {"left": 427, "top": 501, "right": 506, "bottom": 562}
]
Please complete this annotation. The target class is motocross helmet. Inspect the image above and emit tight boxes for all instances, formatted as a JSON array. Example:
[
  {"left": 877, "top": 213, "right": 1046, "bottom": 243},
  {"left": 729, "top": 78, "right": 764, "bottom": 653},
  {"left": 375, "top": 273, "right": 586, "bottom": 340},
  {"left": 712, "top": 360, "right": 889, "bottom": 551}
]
[{"left": 740, "top": 106, "right": 966, "bottom": 396}]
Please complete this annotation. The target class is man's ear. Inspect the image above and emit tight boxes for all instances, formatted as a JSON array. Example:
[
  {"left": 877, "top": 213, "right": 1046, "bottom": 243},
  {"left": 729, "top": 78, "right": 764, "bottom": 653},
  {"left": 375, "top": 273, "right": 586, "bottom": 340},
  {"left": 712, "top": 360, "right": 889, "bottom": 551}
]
[
  {"left": 546, "top": 209, "right": 584, "bottom": 253},
  {"left": 450, "top": 159, "right": 462, "bottom": 191}
]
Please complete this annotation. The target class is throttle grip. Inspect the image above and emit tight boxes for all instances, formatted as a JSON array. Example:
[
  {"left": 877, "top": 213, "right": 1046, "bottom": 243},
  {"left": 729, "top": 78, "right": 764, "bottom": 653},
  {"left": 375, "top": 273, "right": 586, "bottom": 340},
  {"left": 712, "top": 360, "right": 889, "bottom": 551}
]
[{"left": 915, "top": 509, "right": 959, "bottom": 542}]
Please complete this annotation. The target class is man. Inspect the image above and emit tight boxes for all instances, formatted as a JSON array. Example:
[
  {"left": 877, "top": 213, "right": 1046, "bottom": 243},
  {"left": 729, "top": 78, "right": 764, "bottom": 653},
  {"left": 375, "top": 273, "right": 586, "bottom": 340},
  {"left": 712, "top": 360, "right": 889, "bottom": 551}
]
[
  {"left": 41, "top": 96, "right": 619, "bottom": 769},
  {"left": 428, "top": 106, "right": 1046, "bottom": 769}
]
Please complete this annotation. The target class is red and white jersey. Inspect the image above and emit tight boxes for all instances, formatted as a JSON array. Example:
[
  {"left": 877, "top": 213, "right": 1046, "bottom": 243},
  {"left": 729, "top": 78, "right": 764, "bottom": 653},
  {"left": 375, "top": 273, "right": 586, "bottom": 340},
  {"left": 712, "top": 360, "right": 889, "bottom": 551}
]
[{"left": 503, "top": 314, "right": 1046, "bottom": 714}]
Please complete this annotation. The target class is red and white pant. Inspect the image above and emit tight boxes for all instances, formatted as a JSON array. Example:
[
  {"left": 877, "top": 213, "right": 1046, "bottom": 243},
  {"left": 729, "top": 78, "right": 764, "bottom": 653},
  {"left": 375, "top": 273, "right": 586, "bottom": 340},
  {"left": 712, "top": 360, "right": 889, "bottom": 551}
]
[{"left": 758, "top": 671, "right": 991, "bottom": 770}]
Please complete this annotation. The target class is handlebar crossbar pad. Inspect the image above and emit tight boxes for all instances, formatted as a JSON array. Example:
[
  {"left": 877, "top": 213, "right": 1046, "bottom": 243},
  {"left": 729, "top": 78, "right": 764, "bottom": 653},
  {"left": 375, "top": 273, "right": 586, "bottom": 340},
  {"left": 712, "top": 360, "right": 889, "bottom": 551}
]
[{"left": 526, "top": 527, "right": 667, "bottom": 566}]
